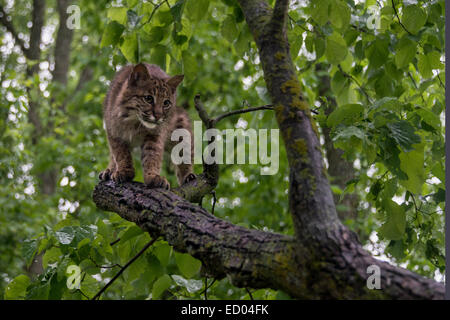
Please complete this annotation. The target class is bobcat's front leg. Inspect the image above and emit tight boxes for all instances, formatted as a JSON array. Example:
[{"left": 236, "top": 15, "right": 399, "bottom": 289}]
[
  {"left": 103, "top": 137, "right": 135, "bottom": 183},
  {"left": 141, "top": 135, "right": 170, "bottom": 189}
]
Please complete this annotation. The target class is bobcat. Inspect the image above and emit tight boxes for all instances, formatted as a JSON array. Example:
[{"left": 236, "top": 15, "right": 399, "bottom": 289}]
[{"left": 99, "top": 63, "right": 195, "bottom": 189}]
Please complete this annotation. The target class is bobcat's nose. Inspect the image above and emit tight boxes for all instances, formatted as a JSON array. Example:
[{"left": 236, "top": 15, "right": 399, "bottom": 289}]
[{"left": 153, "top": 111, "right": 163, "bottom": 121}]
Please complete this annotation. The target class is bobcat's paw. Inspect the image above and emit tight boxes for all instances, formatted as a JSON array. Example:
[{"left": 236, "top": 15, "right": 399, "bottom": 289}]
[
  {"left": 99, "top": 169, "right": 112, "bottom": 181},
  {"left": 182, "top": 173, "right": 197, "bottom": 185},
  {"left": 145, "top": 174, "right": 170, "bottom": 190},
  {"left": 111, "top": 169, "right": 134, "bottom": 183}
]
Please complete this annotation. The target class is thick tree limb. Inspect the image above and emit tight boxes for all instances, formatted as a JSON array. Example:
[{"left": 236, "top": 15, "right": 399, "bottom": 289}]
[{"left": 93, "top": 180, "right": 444, "bottom": 299}]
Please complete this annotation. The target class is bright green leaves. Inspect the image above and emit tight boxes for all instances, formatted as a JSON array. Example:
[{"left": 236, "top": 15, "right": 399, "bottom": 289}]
[
  {"left": 22, "top": 239, "right": 39, "bottom": 268},
  {"left": 221, "top": 15, "right": 239, "bottom": 43},
  {"left": 394, "top": 36, "right": 416, "bottom": 68},
  {"left": 310, "top": 0, "right": 350, "bottom": 30},
  {"left": 100, "top": 21, "right": 125, "bottom": 48},
  {"left": 402, "top": 5, "right": 427, "bottom": 35},
  {"left": 120, "top": 33, "right": 139, "bottom": 63},
  {"left": 326, "top": 32, "right": 348, "bottom": 64},
  {"left": 365, "top": 38, "right": 389, "bottom": 70},
  {"left": 329, "top": 0, "right": 351, "bottom": 30},
  {"left": 327, "top": 104, "right": 364, "bottom": 127},
  {"left": 174, "top": 252, "right": 202, "bottom": 278},
  {"left": 185, "top": 0, "right": 210, "bottom": 23},
  {"left": 152, "top": 274, "right": 172, "bottom": 299},
  {"left": 399, "top": 143, "right": 425, "bottom": 195},
  {"left": 379, "top": 199, "right": 406, "bottom": 240},
  {"left": 4, "top": 275, "right": 30, "bottom": 300},
  {"left": 387, "top": 121, "right": 421, "bottom": 152},
  {"left": 107, "top": 7, "right": 128, "bottom": 25},
  {"left": 310, "top": 0, "right": 331, "bottom": 26},
  {"left": 288, "top": 26, "right": 303, "bottom": 60},
  {"left": 417, "top": 51, "right": 444, "bottom": 79}
]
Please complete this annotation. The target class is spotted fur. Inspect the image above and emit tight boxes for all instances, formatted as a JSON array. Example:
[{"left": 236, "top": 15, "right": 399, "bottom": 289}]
[{"left": 99, "top": 63, "right": 195, "bottom": 189}]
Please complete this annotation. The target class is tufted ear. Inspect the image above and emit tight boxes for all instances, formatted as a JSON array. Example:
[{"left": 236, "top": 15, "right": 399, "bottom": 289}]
[
  {"left": 167, "top": 74, "right": 184, "bottom": 91},
  {"left": 129, "top": 63, "right": 150, "bottom": 86}
]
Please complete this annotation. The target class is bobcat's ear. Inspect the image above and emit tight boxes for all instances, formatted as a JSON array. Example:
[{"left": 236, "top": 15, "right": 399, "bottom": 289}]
[
  {"left": 167, "top": 74, "right": 184, "bottom": 91},
  {"left": 129, "top": 63, "right": 150, "bottom": 86}
]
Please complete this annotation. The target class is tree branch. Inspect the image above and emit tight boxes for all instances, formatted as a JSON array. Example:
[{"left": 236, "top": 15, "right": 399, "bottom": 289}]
[
  {"left": 93, "top": 180, "right": 444, "bottom": 299},
  {"left": 271, "top": 0, "right": 289, "bottom": 33},
  {"left": 92, "top": 237, "right": 158, "bottom": 300}
]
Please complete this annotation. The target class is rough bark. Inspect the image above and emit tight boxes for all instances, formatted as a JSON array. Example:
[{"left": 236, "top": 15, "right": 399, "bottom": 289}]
[{"left": 92, "top": 0, "right": 445, "bottom": 299}]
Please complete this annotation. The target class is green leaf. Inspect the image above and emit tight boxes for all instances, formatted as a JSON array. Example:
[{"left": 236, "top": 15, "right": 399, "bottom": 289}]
[
  {"left": 127, "top": 0, "right": 138, "bottom": 8},
  {"left": 221, "top": 15, "right": 239, "bottom": 43},
  {"left": 22, "top": 239, "right": 38, "bottom": 268},
  {"left": 394, "top": 36, "right": 416, "bottom": 68},
  {"left": 399, "top": 143, "right": 425, "bottom": 194},
  {"left": 100, "top": 21, "right": 125, "bottom": 48},
  {"left": 402, "top": 5, "right": 427, "bottom": 34},
  {"left": 327, "top": 104, "right": 364, "bottom": 127},
  {"left": 171, "top": 274, "right": 203, "bottom": 293},
  {"left": 55, "top": 226, "right": 95, "bottom": 247},
  {"left": 153, "top": 241, "right": 172, "bottom": 266},
  {"left": 315, "top": 37, "right": 325, "bottom": 59},
  {"left": 171, "top": 0, "right": 185, "bottom": 31},
  {"left": 366, "top": 38, "right": 389, "bottom": 69},
  {"left": 152, "top": 274, "right": 172, "bottom": 299},
  {"left": 329, "top": 0, "right": 350, "bottom": 30},
  {"left": 43, "top": 247, "right": 62, "bottom": 269},
  {"left": 174, "top": 252, "right": 201, "bottom": 278},
  {"left": 120, "top": 225, "right": 144, "bottom": 243},
  {"left": 379, "top": 200, "right": 406, "bottom": 240},
  {"left": 325, "top": 32, "right": 348, "bottom": 64},
  {"left": 4, "top": 275, "right": 30, "bottom": 300},
  {"left": 333, "top": 126, "right": 365, "bottom": 141},
  {"left": 387, "top": 121, "right": 421, "bottom": 152},
  {"left": 288, "top": 26, "right": 303, "bottom": 59},
  {"left": 311, "top": 0, "right": 330, "bottom": 26},
  {"left": 120, "top": 32, "right": 139, "bottom": 63},
  {"left": 107, "top": 7, "right": 128, "bottom": 25},
  {"left": 185, "top": 0, "right": 209, "bottom": 23},
  {"left": 417, "top": 51, "right": 444, "bottom": 79}
]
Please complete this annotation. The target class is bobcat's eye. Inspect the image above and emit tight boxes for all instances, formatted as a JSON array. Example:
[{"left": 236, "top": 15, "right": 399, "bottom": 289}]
[
  {"left": 163, "top": 100, "right": 171, "bottom": 108},
  {"left": 144, "top": 95, "right": 154, "bottom": 104}
]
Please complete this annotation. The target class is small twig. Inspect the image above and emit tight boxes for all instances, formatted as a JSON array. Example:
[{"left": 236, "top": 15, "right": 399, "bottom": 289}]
[
  {"left": 338, "top": 65, "right": 372, "bottom": 103},
  {"left": 199, "top": 278, "right": 216, "bottom": 297},
  {"left": 204, "top": 278, "right": 208, "bottom": 300},
  {"left": 139, "top": 0, "right": 170, "bottom": 28},
  {"left": 437, "top": 74, "right": 444, "bottom": 89},
  {"left": 211, "top": 191, "right": 216, "bottom": 215},
  {"left": 195, "top": 94, "right": 274, "bottom": 128},
  {"left": 89, "top": 255, "right": 122, "bottom": 269},
  {"left": 213, "top": 105, "right": 273, "bottom": 125},
  {"left": 391, "top": 0, "right": 413, "bottom": 35},
  {"left": 245, "top": 287, "right": 254, "bottom": 300},
  {"left": 92, "top": 237, "right": 158, "bottom": 300},
  {"left": 109, "top": 238, "right": 121, "bottom": 246},
  {"left": 194, "top": 94, "right": 213, "bottom": 128}
]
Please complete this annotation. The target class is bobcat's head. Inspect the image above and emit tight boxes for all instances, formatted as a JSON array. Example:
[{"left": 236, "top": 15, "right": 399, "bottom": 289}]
[{"left": 122, "top": 63, "right": 183, "bottom": 129}]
